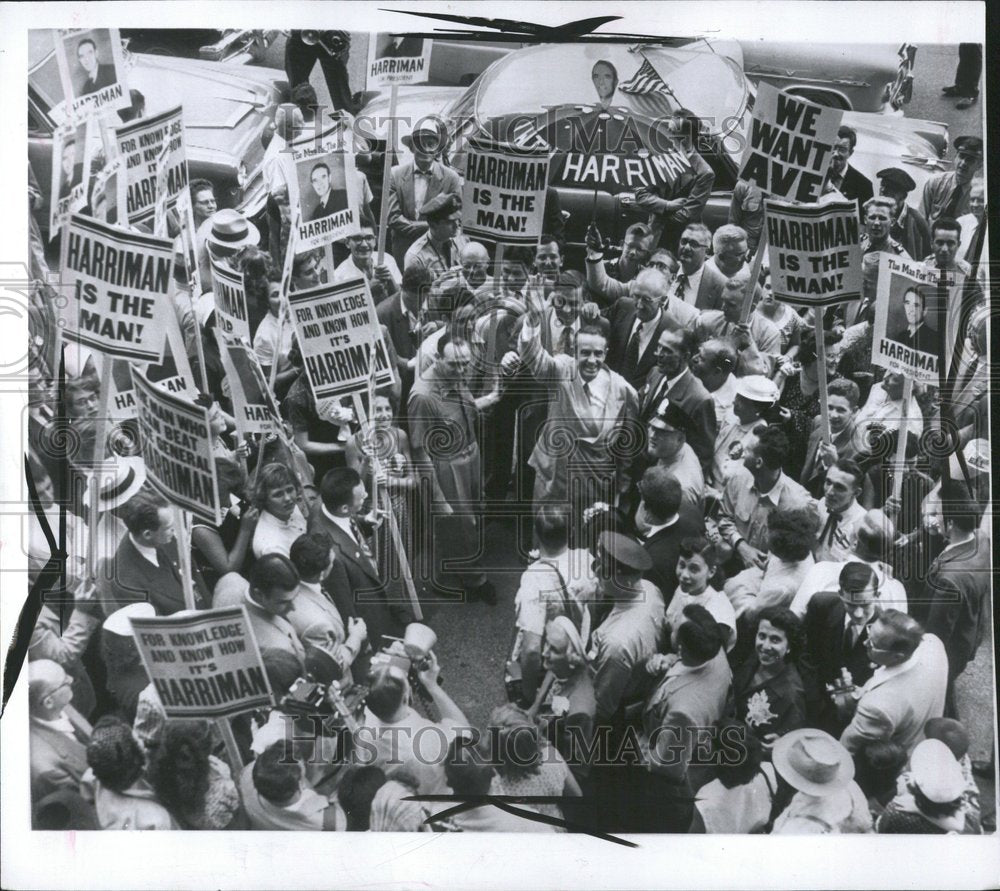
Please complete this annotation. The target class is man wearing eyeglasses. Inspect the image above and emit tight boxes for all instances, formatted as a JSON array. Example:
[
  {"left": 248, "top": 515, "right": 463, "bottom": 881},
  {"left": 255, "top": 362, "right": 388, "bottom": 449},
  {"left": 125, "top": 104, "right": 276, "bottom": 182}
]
[
  {"left": 333, "top": 224, "right": 401, "bottom": 302},
  {"left": 837, "top": 610, "right": 948, "bottom": 756},
  {"left": 29, "top": 660, "right": 92, "bottom": 802},
  {"left": 672, "top": 223, "right": 726, "bottom": 311}
]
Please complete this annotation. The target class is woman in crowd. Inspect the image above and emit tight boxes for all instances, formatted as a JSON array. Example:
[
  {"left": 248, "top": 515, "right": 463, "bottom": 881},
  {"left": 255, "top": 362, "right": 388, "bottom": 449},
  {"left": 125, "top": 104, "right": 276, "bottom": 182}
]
[
  {"left": 689, "top": 721, "right": 778, "bottom": 834},
  {"left": 487, "top": 703, "right": 581, "bottom": 826},
  {"left": 191, "top": 457, "right": 258, "bottom": 591},
  {"left": 664, "top": 537, "right": 737, "bottom": 653},
  {"left": 82, "top": 715, "right": 177, "bottom": 830},
  {"left": 251, "top": 462, "right": 308, "bottom": 559},
  {"left": 730, "top": 607, "right": 807, "bottom": 749},
  {"left": 757, "top": 270, "right": 804, "bottom": 359},
  {"left": 148, "top": 721, "right": 243, "bottom": 830},
  {"left": 253, "top": 272, "right": 298, "bottom": 401}
]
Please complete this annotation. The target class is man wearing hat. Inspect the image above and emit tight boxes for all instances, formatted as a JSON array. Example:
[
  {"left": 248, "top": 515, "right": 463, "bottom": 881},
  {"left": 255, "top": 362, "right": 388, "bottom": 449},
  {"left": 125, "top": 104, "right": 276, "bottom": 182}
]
[
  {"left": 585, "top": 531, "right": 664, "bottom": 726},
  {"left": 100, "top": 603, "right": 156, "bottom": 722},
  {"left": 199, "top": 208, "right": 260, "bottom": 297},
  {"left": 920, "top": 136, "right": 984, "bottom": 225},
  {"left": 717, "top": 423, "right": 813, "bottom": 569},
  {"left": 642, "top": 399, "right": 705, "bottom": 521},
  {"left": 771, "top": 728, "right": 872, "bottom": 833},
  {"left": 709, "top": 374, "right": 778, "bottom": 486},
  {"left": 29, "top": 659, "right": 93, "bottom": 800},
  {"left": 403, "top": 193, "right": 469, "bottom": 282},
  {"left": 388, "top": 120, "right": 461, "bottom": 270},
  {"left": 640, "top": 327, "right": 717, "bottom": 473},
  {"left": 877, "top": 167, "right": 931, "bottom": 261}
]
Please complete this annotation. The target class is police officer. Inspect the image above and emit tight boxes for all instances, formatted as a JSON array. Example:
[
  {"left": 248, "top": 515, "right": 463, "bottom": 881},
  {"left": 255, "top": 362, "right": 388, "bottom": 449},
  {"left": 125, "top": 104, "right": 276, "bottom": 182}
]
[
  {"left": 877, "top": 167, "right": 932, "bottom": 261},
  {"left": 920, "top": 136, "right": 984, "bottom": 225}
]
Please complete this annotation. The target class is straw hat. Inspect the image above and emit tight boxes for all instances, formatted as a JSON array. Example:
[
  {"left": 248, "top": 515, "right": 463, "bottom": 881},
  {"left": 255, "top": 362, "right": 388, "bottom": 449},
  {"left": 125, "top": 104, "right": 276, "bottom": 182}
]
[
  {"left": 772, "top": 728, "right": 855, "bottom": 796},
  {"left": 206, "top": 209, "right": 260, "bottom": 250},
  {"left": 84, "top": 457, "right": 147, "bottom": 512}
]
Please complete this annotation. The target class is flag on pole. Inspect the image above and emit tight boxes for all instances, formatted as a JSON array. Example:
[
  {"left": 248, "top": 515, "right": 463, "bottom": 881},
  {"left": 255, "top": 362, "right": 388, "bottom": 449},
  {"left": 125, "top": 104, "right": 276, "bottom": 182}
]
[{"left": 618, "top": 56, "right": 674, "bottom": 118}]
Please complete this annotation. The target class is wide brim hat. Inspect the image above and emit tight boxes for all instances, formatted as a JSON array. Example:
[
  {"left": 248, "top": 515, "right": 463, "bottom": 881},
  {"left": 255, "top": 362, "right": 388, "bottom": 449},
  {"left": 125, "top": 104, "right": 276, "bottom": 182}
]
[
  {"left": 734, "top": 374, "right": 779, "bottom": 405},
  {"left": 772, "top": 728, "right": 855, "bottom": 797},
  {"left": 84, "top": 456, "right": 147, "bottom": 512},
  {"left": 206, "top": 209, "right": 260, "bottom": 250},
  {"left": 401, "top": 117, "right": 447, "bottom": 152},
  {"left": 102, "top": 601, "right": 156, "bottom": 637},
  {"left": 909, "top": 738, "right": 966, "bottom": 803}
]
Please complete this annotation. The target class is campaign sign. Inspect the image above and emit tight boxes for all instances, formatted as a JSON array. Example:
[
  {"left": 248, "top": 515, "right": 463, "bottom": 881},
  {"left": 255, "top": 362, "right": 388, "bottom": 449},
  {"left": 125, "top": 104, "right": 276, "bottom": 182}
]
[
  {"left": 367, "top": 33, "right": 432, "bottom": 90},
  {"left": 130, "top": 606, "right": 274, "bottom": 719},
  {"left": 59, "top": 214, "right": 173, "bottom": 363},
  {"left": 49, "top": 121, "right": 94, "bottom": 238},
  {"left": 210, "top": 258, "right": 252, "bottom": 343},
  {"left": 115, "top": 105, "right": 189, "bottom": 227},
  {"left": 871, "top": 254, "right": 942, "bottom": 384},
  {"left": 131, "top": 367, "right": 223, "bottom": 524},
  {"left": 52, "top": 28, "right": 130, "bottom": 122},
  {"left": 288, "top": 277, "right": 395, "bottom": 400},
  {"left": 764, "top": 199, "right": 862, "bottom": 305},
  {"left": 289, "top": 122, "right": 362, "bottom": 251},
  {"left": 463, "top": 139, "right": 550, "bottom": 244},
  {"left": 738, "top": 84, "right": 843, "bottom": 202},
  {"left": 214, "top": 329, "right": 282, "bottom": 438}
]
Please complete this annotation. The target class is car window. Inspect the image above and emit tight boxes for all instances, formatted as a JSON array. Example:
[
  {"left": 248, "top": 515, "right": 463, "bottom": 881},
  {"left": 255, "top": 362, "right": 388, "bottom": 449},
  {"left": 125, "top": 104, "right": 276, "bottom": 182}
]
[
  {"left": 28, "top": 33, "right": 65, "bottom": 115},
  {"left": 28, "top": 98, "right": 51, "bottom": 137}
]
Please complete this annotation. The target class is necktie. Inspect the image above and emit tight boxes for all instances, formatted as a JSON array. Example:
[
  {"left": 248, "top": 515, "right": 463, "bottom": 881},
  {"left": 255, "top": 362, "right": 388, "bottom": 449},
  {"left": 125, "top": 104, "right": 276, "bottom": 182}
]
[
  {"left": 941, "top": 182, "right": 966, "bottom": 220},
  {"left": 349, "top": 517, "right": 373, "bottom": 559},
  {"left": 583, "top": 382, "right": 593, "bottom": 406},
  {"left": 845, "top": 623, "right": 858, "bottom": 649},
  {"left": 675, "top": 273, "right": 689, "bottom": 301},
  {"left": 441, "top": 242, "right": 452, "bottom": 269},
  {"left": 820, "top": 511, "right": 842, "bottom": 547},
  {"left": 623, "top": 321, "right": 643, "bottom": 377}
]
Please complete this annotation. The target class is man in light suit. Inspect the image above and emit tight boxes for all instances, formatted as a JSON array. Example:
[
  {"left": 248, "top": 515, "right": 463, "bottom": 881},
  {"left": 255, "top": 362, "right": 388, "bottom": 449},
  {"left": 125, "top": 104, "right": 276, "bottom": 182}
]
[
  {"left": 29, "top": 660, "right": 92, "bottom": 800},
  {"left": 838, "top": 610, "right": 948, "bottom": 756},
  {"left": 387, "top": 121, "right": 461, "bottom": 270},
  {"left": 670, "top": 223, "right": 726, "bottom": 311},
  {"left": 309, "top": 467, "right": 415, "bottom": 648},
  {"left": 242, "top": 555, "right": 307, "bottom": 668}
]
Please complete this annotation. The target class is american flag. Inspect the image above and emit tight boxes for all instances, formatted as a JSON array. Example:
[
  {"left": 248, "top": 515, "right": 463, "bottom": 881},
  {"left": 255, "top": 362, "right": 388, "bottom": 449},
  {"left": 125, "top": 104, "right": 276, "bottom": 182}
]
[{"left": 618, "top": 57, "right": 674, "bottom": 119}]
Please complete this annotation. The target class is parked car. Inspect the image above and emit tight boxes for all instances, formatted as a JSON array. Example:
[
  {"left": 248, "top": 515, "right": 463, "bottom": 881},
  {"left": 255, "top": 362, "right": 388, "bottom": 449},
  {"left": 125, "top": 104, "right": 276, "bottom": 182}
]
[
  {"left": 121, "top": 29, "right": 279, "bottom": 64},
  {"left": 357, "top": 42, "right": 948, "bottom": 257},
  {"left": 28, "top": 31, "right": 283, "bottom": 237}
]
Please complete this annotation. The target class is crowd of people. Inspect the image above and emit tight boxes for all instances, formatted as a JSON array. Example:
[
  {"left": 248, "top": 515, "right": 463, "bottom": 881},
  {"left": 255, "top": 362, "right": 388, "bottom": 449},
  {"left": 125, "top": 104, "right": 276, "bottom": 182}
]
[{"left": 23, "top": 39, "right": 994, "bottom": 836}]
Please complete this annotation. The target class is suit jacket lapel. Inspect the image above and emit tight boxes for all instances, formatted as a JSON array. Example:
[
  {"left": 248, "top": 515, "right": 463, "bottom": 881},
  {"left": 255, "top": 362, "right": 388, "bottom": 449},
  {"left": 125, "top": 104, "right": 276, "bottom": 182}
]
[{"left": 321, "top": 512, "right": 381, "bottom": 584}]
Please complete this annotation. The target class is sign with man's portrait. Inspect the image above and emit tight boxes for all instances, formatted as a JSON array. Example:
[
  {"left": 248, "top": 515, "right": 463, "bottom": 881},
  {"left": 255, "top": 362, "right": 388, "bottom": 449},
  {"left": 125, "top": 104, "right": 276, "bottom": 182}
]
[
  {"left": 367, "top": 32, "right": 433, "bottom": 89},
  {"left": 49, "top": 121, "right": 94, "bottom": 238},
  {"left": 871, "top": 254, "right": 942, "bottom": 384},
  {"left": 52, "top": 28, "right": 130, "bottom": 121}
]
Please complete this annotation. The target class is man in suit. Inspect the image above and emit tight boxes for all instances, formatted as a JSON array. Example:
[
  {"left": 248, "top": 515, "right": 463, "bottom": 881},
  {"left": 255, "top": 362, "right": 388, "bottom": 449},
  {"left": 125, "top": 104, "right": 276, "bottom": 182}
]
[
  {"left": 604, "top": 268, "right": 678, "bottom": 390},
  {"left": 695, "top": 279, "right": 781, "bottom": 377},
  {"left": 838, "top": 610, "right": 947, "bottom": 756},
  {"left": 377, "top": 264, "right": 431, "bottom": 408},
  {"left": 57, "top": 140, "right": 84, "bottom": 201},
  {"left": 377, "top": 34, "right": 425, "bottom": 58},
  {"left": 920, "top": 493, "right": 990, "bottom": 691},
  {"left": 801, "top": 562, "right": 884, "bottom": 734},
  {"left": 306, "top": 162, "right": 348, "bottom": 222},
  {"left": 310, "top": 467, "right": 416, "bottom": 648},
  {"left": 822, "top": 125, "right": 874, "bottom": 211},
  {"left": 670, "top": 223, "right": 726, "bottom": 311},
  {"left": 639, "top": 326, "right": 717, "bottom": 473},
  {"left": 242, "top": 555, "right": 307, "bottom": 668},
  {"left": 387, "top": 121, "right": 462, "bottom": 270},
  {"left": 890, "top": 287, "right": 937, "bottom": 355},
  {"left": 29, "top": 659, "right": 92, "bottom": 800},
  {"left": 636, "top": 466, "right": 703, "bottom": 606},
  {"left": 75, "top": 37, "right": 116, "bottom": 96},
  {"left": 106, "top": 492, "right": 209, "bottom": 615}
]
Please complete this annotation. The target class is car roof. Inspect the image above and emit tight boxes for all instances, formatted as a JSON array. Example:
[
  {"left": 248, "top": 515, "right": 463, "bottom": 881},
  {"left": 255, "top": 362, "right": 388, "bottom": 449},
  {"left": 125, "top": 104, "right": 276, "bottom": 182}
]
[{"left": 465, "top": 42, "right": 749, "bottom": 135}]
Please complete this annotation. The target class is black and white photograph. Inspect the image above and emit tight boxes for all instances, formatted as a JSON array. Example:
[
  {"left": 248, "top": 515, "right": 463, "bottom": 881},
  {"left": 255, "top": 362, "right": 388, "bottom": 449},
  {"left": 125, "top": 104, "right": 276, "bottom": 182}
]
[{"left": 2, "top": 3, "right": 997, "bottom": 890}]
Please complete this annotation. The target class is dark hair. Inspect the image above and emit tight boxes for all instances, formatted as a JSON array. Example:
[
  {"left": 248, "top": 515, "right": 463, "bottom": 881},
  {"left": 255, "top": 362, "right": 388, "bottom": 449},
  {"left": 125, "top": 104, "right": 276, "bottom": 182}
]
[
  {"left": 702, "top": 338, "right": 737, "bottom": 373},
  {"left": 534, "top": 505, "right": 568, "bottom": 552},
  {"left": 755, "top": 606, "right": 804, "bottom": 661},
  {"left": 261, "top": 647, "right": 303, "bottom": 699},
  {"left": 365, "top": 664, "right": 407, "bottom": 721},
  {"left": 337, "top": 765, "right": 387, "bottom": 831},
  {"left": 189, "top": 179, "right": 214, "bottom": 201},
  {"left": 660, "top": 325, "right": 698, "bottom": 359},
  {"left": 930, "top": 216, "right": 962, "bottom": 239},
  {"left": 87, "top": 715, "right": 145, "bottom": 792},
  {"left": 252, "top": 462, "right": 299, "bottom": 511},
  {"left": 445, "top": 737, "right": 493, "bottom": 795},
  {"left": 908, "top": 780, "right": 963, "bottom": 819},
  {"left": 839, "top": 561, "right": 878, "bottom": 596},
  {"left": 310, "top": 161, "right": 330, "bottom": 177},
  {"left": 677, "top": 535, "right": 719, "bottom": 567},
  {"left": 829, "top": 456, "right": 864, "bottom": 489},
  {"left": 291, "top": 82, "right": 319, "bottom": 116},
  {"left": 827, "top": 377, "right": 860, "bottom": 409},
  {"left": 425, "top": 194, "right": 461, "bottom": 223},
  {"left": 401, "top": 263, "right": 432, "bottom": 294},
  {"left": 767, "top": 507, "right": 820, "bottom": 562},
  {"left": 713, "top": 721, "right": 763, "bottom": 789},
  {"left": 576, "top": 323, "right": 608, "bottom": 345},
  {"left": 249, "top": 553, "right": 299, "bottom": 597},
  {"left": 940, "top": 488, "right": 979, "bottom": 533},
  {"left": 639, "top": 466, "right": 682, "bottom": 523},
  {"left": 874, "top": 608, "right": 923, "bottom": 658},
  {"left": 77, "top": 37, "right": 97, "bottom": 53},
  {"left": 798, "top": 328, "right": 842, "bottom": 366},
  {"left": 121, "top": 491, "right": 169, "bottom": 536},
  {"left": 500, "top": 245, "right": 535, "bottom": 269},
  {"left": 289, "top": 531, "right": 333, "bottom": 581},
  {"left": 252, "top": 742, "right": 301, "bottom": 804},
  {"left": 751, "top": 424, "right": 789, "bottom": 471},
  {"left": 215, "top": 457, "right": 248, "bottom": 504},
  {"left": 320, "top": 467, "right": 362, "bottom": 512},
  {"left": 148, "top": 721, "right": 213, "bottom": 818},
  {"left": 489, "top": 709, "right": 541, "bottom": 780},
  {"left": 536, "top": 233, "right": 562, "bottom": 253},
  {"left": 837, "top": 125, "right": 858, "bottom": 151},
  {"left": 292, "top": 249, "right": 320, "bottom": 277},
  {"left": 676, "top": 603, "right": 723, "bottom": 663}
]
